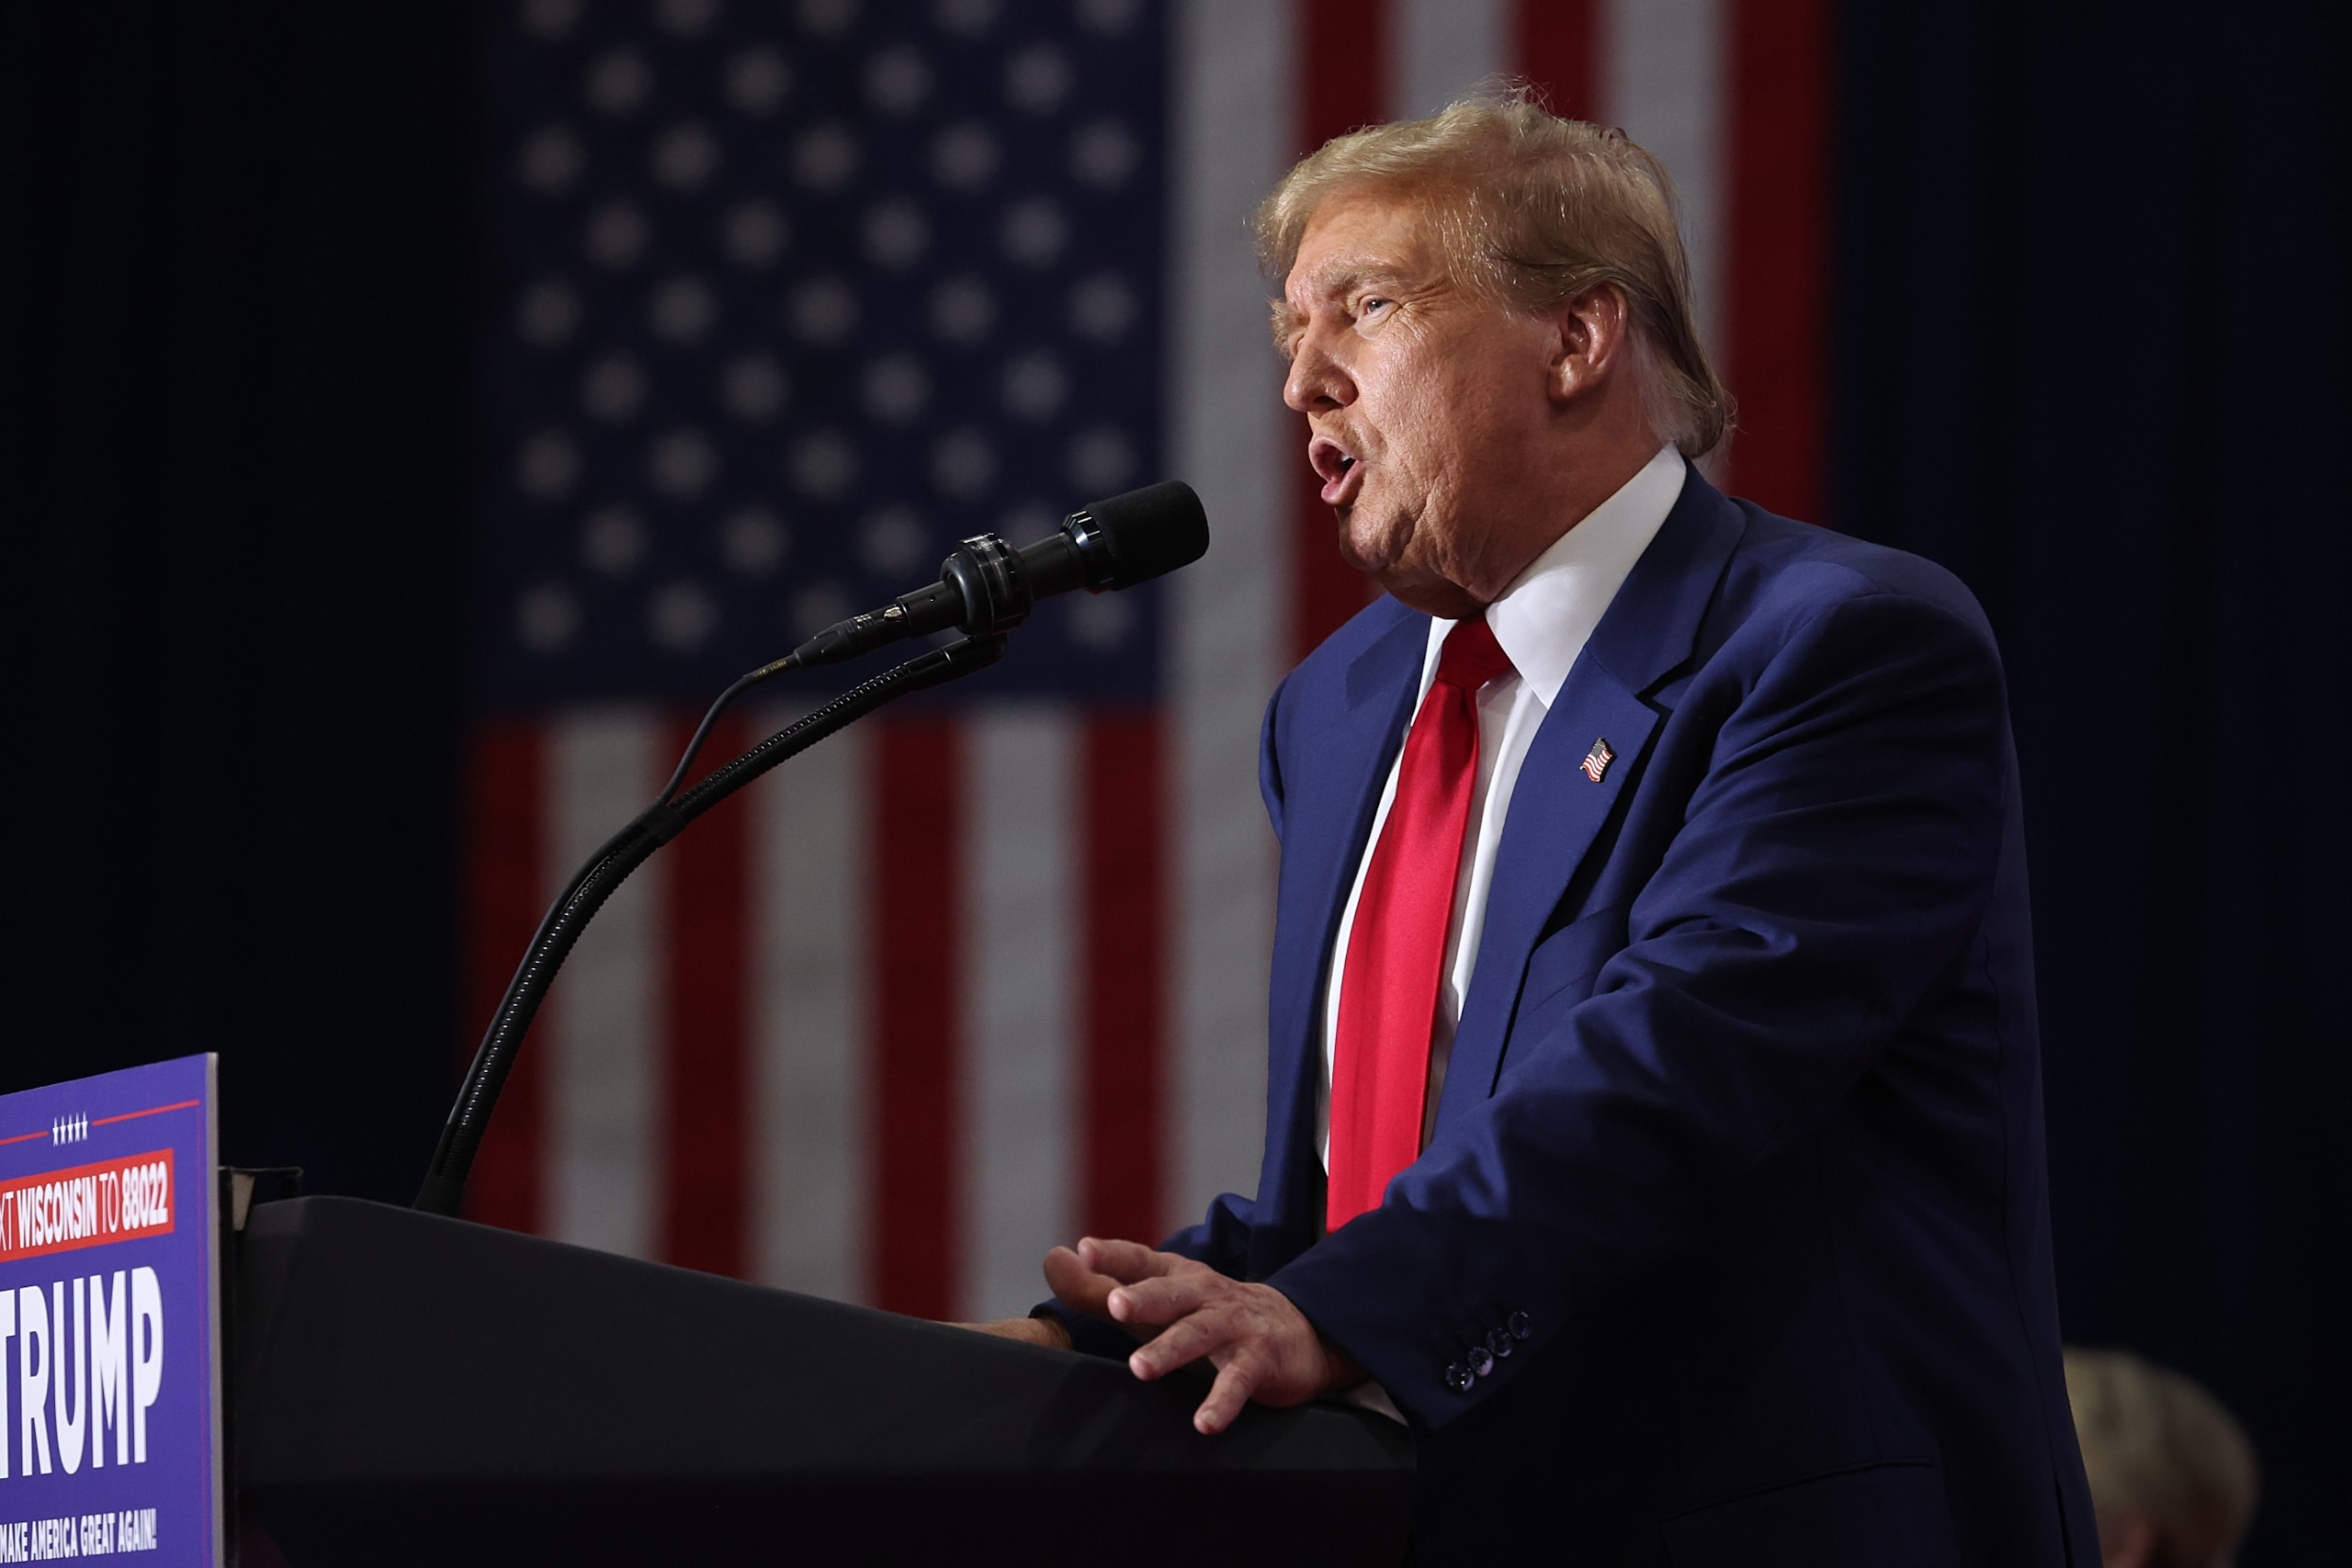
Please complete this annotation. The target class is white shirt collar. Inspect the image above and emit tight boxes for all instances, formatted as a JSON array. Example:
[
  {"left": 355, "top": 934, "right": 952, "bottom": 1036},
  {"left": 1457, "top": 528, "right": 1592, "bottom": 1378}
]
[{"left": 1428, "top": 443, "right": 1687, "bottom": 707}]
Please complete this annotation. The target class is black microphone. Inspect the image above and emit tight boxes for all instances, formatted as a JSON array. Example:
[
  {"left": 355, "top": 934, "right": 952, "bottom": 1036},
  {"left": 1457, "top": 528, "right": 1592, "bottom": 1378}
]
[{"left": 789, "top": 479, "right": 1208, "bottom": 667}]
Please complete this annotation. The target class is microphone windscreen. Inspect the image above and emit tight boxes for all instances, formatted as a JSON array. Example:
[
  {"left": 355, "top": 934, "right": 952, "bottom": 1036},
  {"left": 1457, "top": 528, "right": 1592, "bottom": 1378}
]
[{"left": 1074, "top": 480, "right": 1209, "bottom": 588}]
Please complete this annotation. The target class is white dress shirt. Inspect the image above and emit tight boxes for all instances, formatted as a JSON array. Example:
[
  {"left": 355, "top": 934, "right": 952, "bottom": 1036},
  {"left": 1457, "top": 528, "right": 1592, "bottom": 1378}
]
[{"left": 1317, "top": 443, "right": 1688, "bottom": 1166}]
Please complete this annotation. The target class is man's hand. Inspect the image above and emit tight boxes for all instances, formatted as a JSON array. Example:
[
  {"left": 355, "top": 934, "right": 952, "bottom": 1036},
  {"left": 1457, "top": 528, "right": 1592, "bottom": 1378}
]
[
  {"left": 1046, "top": 1236, "right": 1364, "bottom": 1436},
  {"left": 956, "top": 1316, "right": 1073, "bottom": 1351}
]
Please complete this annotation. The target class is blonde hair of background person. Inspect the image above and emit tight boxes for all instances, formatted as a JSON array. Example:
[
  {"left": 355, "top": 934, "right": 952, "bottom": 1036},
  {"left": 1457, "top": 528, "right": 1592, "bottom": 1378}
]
[
  {"left": 2065, "top": 1347, "right": 2259, "bottom": 1568},
  {"left": 1253, "top": 88, "right": 1730, "bottom": 461}
]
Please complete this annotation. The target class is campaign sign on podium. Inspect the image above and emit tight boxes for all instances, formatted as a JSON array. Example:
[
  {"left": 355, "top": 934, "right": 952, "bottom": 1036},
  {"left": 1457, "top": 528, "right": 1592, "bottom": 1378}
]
[{"left": 0, "top": 1057, "right": 221, "bottom": 1566}]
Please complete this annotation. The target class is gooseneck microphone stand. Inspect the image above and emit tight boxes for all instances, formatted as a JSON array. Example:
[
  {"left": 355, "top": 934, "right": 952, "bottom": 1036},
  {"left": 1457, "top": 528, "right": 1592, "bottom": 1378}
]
[
  {"left": 413, "top": 480, "right": 1207, "bottom": 1220},
  {"left": 413, "top": 632, "right": 1005, "bottom": 1217}
]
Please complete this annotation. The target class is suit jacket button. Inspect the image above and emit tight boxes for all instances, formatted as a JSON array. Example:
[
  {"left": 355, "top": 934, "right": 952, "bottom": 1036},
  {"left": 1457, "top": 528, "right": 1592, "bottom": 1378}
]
[
  {"left": 1508, "top": 1310, "right": 1531, "bottom": 1341},
  {"left": 1443, "top": 1363, "right": 1473, "bottom": 1393},
  {"left": 1467, "top": 1345, "right": 1494, "bottom": 1377},
  {"left": 1486, "top": 1328, "right": 1514, "bottom": 1359}
]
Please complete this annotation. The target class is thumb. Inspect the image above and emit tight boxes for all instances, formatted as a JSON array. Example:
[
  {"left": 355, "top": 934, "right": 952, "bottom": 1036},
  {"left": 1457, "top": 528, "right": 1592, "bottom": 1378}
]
[{"left": 1077, "top": 1236, "right": 1176, "bottom": 1282}]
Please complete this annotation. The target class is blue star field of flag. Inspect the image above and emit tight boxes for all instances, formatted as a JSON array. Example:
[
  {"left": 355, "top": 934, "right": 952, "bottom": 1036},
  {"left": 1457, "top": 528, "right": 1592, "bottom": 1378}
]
[{"left": 482, "top": 0, "right": 1168, "bottom": 710}]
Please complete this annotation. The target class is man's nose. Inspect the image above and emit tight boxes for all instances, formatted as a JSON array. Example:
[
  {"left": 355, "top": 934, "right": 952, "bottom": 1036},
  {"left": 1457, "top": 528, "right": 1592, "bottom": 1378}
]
[{"left": 1284, "top": 331, "right": 1354, "bottom": 413}]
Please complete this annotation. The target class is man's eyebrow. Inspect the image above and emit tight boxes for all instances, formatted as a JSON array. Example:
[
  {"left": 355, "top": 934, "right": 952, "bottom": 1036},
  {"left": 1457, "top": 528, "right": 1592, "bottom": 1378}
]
[
  {"left": 1269, "top": 260, "right": 1416, "bottom": 351},
  {"left": 1269, "top": 299, "right": 1306, "bottom": 353},
  {"left": 1300, "top": 260, "right": 1411, "bottom": 299}
]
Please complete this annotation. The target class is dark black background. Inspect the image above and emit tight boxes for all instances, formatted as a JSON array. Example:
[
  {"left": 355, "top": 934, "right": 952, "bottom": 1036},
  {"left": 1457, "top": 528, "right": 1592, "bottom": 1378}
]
[
  {"left": 1833, "top": 4, "right": 2349, "bottom": 1561},
  {"left": 0, "top": 5, "right": 472, "bottom": 1209},
  {"left": 4, "top": 2, "right": 2344, "bottom": 1560}
]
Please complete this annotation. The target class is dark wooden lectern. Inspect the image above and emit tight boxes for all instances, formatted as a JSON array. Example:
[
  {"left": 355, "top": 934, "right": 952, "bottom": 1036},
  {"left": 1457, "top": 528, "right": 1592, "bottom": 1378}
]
[{"left": 232, "top": 1197, "right": 1413, "bottom": 1564}]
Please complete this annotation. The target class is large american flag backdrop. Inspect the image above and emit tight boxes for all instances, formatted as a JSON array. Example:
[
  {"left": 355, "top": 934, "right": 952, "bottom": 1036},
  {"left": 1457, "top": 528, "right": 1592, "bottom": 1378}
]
[{"left": 469, "top": 0, "right": 1830, "bottom": 1322}]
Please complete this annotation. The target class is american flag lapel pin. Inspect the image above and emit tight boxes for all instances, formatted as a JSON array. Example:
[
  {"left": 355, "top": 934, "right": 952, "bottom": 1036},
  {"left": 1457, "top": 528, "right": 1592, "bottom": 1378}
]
[{"left": 1580, "top": 738, "right": 1615, "bottom": 782}]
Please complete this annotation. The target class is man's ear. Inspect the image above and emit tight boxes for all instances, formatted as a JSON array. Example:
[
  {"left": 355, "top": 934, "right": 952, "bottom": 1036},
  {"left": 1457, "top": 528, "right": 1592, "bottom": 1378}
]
[{"left": 1547, "top": 285, "right": 1631, "bottom": 407}]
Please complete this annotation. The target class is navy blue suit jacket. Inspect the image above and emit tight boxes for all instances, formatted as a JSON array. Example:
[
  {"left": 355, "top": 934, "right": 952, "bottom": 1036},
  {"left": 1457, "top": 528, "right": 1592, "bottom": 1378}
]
[{"left": 1136, "top": 475, "right": 2096, "bottom": 1564}]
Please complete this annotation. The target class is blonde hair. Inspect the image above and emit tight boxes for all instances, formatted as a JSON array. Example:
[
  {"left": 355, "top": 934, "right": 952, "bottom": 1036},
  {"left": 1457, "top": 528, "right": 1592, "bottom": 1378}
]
[
  {"left": 1254, "top": 87, "right": 1730, "bottom": 458},
  {"left": 2064, "top": 1347, "right": 2259, "bottom": 1567}
]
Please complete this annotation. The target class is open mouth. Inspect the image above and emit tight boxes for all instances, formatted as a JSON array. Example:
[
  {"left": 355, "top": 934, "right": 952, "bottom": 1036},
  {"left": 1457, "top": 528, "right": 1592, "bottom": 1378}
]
[{"left": 1308, "top": 436, "right": 1363, "bottom": 505}]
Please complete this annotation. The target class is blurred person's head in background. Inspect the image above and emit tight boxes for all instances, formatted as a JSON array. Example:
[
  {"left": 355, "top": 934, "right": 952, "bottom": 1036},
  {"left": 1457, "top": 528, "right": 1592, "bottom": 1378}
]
[{"left": 2065, "top": 1347, "right": 2259, "bottom": 1568}]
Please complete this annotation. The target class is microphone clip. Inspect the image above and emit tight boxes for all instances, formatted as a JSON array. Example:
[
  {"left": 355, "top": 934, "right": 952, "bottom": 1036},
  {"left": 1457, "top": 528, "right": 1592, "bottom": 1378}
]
[
  {"left": 792, "top": 531, "right": 1034, "bottom": 667},
  {"left": 940, "top": 532, "right": 1034, "bottom": 638},
  {"left": 789, "top": 479, "right": 1205, "bottom": 669}
]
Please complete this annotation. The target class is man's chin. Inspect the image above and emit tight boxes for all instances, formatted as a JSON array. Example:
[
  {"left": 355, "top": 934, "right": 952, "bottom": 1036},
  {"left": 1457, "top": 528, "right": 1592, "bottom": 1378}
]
[
  {"left": 1334, "top": 511, "right": 1475, "bottom": 616},
  {"left": 1334, "top": 507, "right": 1405, "bottom": 578},
  {"left": 1381, "top": 577, "right": 1487, "bottom": 620}
]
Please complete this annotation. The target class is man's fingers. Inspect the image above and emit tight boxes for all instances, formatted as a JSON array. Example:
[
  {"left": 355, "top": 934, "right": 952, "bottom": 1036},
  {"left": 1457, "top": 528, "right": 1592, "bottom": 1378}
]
[
  {"left": 1106, "top": 1269, "right": 1208, "bottom": 1328},
  {"left": 1127, "top": 1306, "right": 1229, "bottom": 1380},
  {"left": 1041, "top": 1245, "right": 1117, "bottom": 1316},
  {"left": 1075, "top": 1236, "right": 1176, "bottom": 1282},
  {"left": 1040, "top": 1243, "right": 1175, "bottom": 1348},
  {"left": 1194, "top": 1356, "right": 1261, "bottom": 1436}
]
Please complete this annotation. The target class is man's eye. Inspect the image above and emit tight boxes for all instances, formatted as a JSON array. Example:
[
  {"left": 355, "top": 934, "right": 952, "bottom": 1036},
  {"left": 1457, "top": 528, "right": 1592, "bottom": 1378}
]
[{"left": 1359, "top": 296, "right": 1392, "bottom": 317}]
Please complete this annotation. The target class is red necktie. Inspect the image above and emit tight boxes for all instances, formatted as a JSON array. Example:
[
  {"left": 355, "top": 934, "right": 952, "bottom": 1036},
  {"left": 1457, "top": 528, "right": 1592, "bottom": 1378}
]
[{"left": 1327, "top": 617, "right": 1515, "bottom": 1230}]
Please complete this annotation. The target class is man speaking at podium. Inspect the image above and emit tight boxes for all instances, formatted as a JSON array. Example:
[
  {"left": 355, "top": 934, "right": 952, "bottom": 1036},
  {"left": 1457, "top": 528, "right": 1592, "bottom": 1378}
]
[{"left": 975, "top": 93, "right": 2096, "bottom": 1566}]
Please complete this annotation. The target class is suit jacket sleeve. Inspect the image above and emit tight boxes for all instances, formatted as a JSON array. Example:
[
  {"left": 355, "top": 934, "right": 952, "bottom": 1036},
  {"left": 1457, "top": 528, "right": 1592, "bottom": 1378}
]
[{"left": 1267, "top": 585, "right": 2014, "bottom": 1431}]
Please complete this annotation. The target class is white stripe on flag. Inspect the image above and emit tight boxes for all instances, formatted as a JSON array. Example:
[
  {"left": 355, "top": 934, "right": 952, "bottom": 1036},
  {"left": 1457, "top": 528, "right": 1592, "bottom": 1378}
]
[
  {"left": 1602, "top": 0, "right": 1727, "bottom": 364},
  {"left": 1395, "top": 0, "right": 1511, "bottom": 120},
  {"left": 547, "top": 707, "right": 663, "bottom": 1260},
  {"left": 1171, "top": 0, "right": 1289, "bottom": 1228},
  {"left": 964, "top": 705, "right": 1078, "bottom": 1320},
  {"left": 750, "top": 714, "right": 871, "bottom": 1302}
]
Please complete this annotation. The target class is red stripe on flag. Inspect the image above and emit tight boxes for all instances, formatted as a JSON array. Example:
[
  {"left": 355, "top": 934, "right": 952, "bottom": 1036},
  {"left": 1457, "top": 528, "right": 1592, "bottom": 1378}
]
[
  {"left": 462, "top": 720, "right": 545, "bottom": 1234},
  {"left": 1514, "top": 0, "right": 1601, "bottom": 120},
  {"left": 660, "top": 710, "right": 753, "bottom": 1278},
  {"left": 1299, "top": 0, "right": 1389, "bottom": 145},
  {"left": 1289, "top": 0, "right": 1391, "bottom": 665},
  {"left": 871, "top": 717, "right": 963, "bottom": 1318},
  {"left": 1080, "top": 711, "right": 1166, "bottom": 1240},
  {"left": 1725, "top": 0, "right": 1832, "bottom": 521}
]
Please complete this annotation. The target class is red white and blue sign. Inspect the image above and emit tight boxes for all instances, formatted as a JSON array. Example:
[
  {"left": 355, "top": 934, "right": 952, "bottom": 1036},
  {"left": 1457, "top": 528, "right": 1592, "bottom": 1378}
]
[{"left": 0, "top": 1057, "right": 220, "bottom": 1566}]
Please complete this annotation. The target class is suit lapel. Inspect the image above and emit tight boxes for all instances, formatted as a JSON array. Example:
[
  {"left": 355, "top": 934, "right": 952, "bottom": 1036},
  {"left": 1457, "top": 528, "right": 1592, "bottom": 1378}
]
[
  {"left": 1259, "top": 608, "right": 1427, "bottom": 1233},
  {"left": 1437, "top": 473, "right": 1749, "bottom": 1118},
  {"left": 1438, "top": 675, "right": 1660, "bottom": 1116}
]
